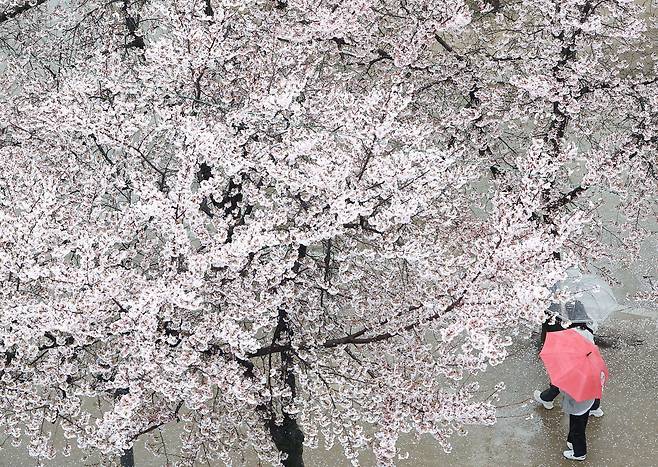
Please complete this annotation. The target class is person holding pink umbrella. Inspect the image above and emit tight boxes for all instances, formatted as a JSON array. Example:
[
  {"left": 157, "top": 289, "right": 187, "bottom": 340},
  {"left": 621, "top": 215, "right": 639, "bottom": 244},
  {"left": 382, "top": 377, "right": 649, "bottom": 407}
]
[
  {"left": 538, "top": 328, "right": 609, "bottom": 461},
  {"left": 535, "top": 306, "right": 604, "bottom": 418}
]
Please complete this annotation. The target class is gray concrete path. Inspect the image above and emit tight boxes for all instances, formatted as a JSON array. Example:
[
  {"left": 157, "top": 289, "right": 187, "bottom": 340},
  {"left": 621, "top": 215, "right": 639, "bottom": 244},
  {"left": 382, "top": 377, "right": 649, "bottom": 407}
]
[
  {"left": 413, "top": 310, "right": 658, "bottom": 467},
  {"left": 309, "top": 310, "right": 658, "bottom": 467}
]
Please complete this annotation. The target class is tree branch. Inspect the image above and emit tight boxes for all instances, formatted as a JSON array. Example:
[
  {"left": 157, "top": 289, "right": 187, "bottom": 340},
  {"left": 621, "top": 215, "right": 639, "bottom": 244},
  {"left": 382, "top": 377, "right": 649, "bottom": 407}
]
[
  {"left": 248, "top": 297, "right": 462, "bottom": 358},
  {"left": 544, "top": 185, "right": 587, "bottom": 211},
  {"left": 0, "top": 0, "right": 48, "bottom": 24},
  {"left": 129, "top": 400, "right": 184, "bottom": 442},
  {"left": 122, "top": 0, "right": 145, "bottom": 49}
]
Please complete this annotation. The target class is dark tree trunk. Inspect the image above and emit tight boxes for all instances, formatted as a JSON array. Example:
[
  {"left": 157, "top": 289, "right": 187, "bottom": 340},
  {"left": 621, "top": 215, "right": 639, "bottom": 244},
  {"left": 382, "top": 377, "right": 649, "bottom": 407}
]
[
  {"left": 269, "top": 288, "right": 306, "bottom": 466},
  {"left": 268, "top": 415, "right": 305, "bottom": 467},
  {"left": 114, "top": 387, "right": 135, "bottom": 467},
  {"left": 120, "top": 447, "right": 135, "bottom": 467}
]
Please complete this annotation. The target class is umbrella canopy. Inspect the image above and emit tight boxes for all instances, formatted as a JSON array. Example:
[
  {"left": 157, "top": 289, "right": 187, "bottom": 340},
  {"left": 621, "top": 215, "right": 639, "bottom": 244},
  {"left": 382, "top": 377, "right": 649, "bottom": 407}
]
[
  {"left": 549, "top": 270, "right": 619, "bottom": 328},
  {"left": 540, "top": 329, "right": 609, "bottom": 402}
]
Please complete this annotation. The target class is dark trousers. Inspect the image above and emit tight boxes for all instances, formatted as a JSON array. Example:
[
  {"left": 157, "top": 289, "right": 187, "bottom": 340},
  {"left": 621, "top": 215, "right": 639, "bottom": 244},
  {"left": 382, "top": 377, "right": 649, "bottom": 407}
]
[
  {"left": 567, "top": 411, "right": 590, "bottom": 457},
  {"left": 540, "top": 385, "right": 600, "bottom": 410}
]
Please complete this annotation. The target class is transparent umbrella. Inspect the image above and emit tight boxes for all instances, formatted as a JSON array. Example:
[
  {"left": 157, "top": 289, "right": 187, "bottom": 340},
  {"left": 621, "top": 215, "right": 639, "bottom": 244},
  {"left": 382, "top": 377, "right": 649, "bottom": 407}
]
[{"left": 548, "top": 270, "right": 619, "bottom": 331}]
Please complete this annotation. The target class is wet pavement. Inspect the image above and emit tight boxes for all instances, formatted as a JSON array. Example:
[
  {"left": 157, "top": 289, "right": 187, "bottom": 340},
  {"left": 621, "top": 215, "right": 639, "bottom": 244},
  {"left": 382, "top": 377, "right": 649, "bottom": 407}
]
[
  {"left": 0, "top": 309, "right": 656, "bottom": 467},
  {"left": 422, "top": 309, "right": 658, "bottom": 467},
  {"left": 302, "top": 309, "right": 658, "bottom": 467},
  {"left": 307, "top": 309, "right": 658, "bottom": 467}
]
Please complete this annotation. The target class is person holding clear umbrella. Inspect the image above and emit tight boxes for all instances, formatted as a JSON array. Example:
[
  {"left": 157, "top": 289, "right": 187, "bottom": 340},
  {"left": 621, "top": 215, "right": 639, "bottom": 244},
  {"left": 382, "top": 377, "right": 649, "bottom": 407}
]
[{"left": 534, "top": 269, "right": 618, "bottom": 418}]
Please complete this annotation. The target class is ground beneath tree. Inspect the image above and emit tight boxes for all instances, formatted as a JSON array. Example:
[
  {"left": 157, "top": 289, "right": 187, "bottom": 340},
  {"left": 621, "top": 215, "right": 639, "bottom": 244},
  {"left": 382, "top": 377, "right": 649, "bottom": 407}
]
[{"left": 0, "top": 309, "right": 655, "bottom": 467}]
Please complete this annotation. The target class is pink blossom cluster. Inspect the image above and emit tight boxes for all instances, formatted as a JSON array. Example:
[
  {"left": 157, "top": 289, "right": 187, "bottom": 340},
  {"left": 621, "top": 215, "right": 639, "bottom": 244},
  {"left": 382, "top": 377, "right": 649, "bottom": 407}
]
[{"left": 0, "top": 0, "right": 655, "bottom": 465}]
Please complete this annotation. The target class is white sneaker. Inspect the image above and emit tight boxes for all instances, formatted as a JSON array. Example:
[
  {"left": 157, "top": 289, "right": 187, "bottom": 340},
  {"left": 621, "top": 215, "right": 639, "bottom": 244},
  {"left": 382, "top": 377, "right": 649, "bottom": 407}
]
[
  {"left": 567, "top": 442, "right": 573, "bottom": 449},
  {"left": 590, "top": 407, "right": 604, "bottom": 417},
  {"left": 533, "top": 390, "right": 554, "bottom": 410},
  {"left": 563, "top": 450, "right": 586, "bottom": 461}
]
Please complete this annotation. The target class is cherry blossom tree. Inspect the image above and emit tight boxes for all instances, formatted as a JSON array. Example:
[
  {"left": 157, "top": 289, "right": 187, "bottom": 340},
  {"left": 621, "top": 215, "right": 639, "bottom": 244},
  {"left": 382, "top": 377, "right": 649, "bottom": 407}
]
[{"left": 0, "top": 0, "right": 655, "bottom": 466}]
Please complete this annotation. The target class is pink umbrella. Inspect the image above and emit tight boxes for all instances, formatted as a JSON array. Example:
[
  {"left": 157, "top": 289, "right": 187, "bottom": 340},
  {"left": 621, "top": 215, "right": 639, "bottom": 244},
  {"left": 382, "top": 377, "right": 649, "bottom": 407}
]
[{"left": 539, "top": 329, "right": 609, "bottom": 402}]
